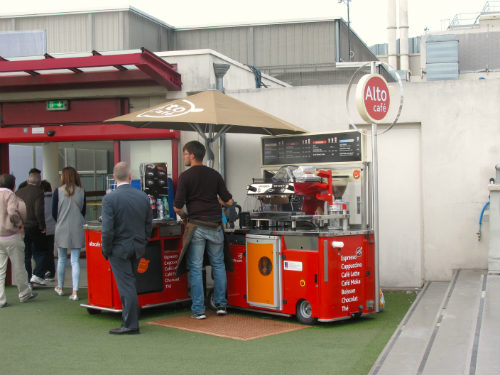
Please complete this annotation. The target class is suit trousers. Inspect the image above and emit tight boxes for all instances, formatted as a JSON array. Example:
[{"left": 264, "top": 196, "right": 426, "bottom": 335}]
[{"left": 108, "top": 255, "right": 140, "bottom": 329}]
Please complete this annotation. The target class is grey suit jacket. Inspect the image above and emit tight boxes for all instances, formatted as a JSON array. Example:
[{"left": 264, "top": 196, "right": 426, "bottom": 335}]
[{"left": 101, "top": 184, "right": 153, "bottom": 260}]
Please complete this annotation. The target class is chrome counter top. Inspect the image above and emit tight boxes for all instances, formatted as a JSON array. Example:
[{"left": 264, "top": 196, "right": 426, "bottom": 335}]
[{"left": 83, "top": 218, "right": 180, "bottom": 231}]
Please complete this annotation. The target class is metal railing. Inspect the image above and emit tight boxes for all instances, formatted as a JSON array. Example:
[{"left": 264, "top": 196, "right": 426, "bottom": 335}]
[{"left": 448, "top": 1, "right": 500, "bottom": 28}]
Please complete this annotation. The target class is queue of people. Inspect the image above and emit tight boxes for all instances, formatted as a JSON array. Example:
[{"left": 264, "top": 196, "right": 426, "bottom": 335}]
[
  {"left": 0, "top": 166, "right": 86, "bottom": 307},
  {"left": 1, "top": 149, "right": 235, "bottom": 335}
]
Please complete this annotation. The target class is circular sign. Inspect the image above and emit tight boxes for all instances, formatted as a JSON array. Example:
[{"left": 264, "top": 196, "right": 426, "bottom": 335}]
[
  {"left": 355, "top": 73, "right": 390, "bottom": 123},
  {"left": 258, "top": 256, "right": 272, "bottom": 276}
]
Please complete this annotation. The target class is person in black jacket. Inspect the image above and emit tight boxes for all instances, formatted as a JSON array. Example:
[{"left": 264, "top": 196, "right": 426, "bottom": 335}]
[
  {"left": 101, "top": 162, "right": 152, "bottom": 335},
  {"left": 16, "top": 168, "right": 46, "bottom": 286}
]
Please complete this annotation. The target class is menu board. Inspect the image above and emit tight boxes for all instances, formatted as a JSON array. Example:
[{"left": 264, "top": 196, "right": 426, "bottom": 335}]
[{"left": 261, "top": 131, "right": 363, "bottom": 166}]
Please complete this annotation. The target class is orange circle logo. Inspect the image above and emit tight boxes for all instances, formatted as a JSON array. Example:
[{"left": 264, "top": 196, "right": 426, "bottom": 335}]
[
  {"left": 299, "top": 279, "right": 306, "bottom": 287},
  {"left": 353, "top": 170, "right": 361, "bottom": 179}
]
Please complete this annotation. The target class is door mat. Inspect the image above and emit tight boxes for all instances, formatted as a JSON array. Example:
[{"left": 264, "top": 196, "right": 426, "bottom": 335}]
[{"left": 148, "top": 311, "right": 309, "bottom": 341}]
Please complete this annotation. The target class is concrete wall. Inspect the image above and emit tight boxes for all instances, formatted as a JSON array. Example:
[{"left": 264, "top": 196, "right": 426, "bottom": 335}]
[
  {"left": 220, "top": 78, "right": 499, "bottom": 287},
  {"left": 157, "top": 49, "right": 290, "bottom": 96}
]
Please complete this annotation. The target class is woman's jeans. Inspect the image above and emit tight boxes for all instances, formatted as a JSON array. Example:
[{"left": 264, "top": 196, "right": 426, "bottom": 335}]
[
  {"left": 57, "top": 248, "right": 81, "bottom": 291},
  {"left": 186, "top": 226, "right": 227, "bottom": 314}
]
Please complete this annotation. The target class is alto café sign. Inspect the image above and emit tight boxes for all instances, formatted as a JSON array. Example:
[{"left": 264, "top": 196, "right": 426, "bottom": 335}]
[{"left": 355, "top": 73, "right": 391, "bottom": 123}]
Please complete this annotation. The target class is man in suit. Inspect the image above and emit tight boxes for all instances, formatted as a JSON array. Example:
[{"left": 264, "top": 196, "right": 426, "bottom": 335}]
[{"left": 101, "top": 162, "right": 152, "bottom": 335}]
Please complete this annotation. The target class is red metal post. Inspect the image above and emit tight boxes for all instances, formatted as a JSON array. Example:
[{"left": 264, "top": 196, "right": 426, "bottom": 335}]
[{"left": 0, "top": 143, "right": 9, "bottom": 173}]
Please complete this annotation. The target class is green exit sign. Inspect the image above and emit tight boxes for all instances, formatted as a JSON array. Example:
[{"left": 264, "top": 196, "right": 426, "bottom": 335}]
[{"left": 46, "top": 100, "right": 69, "bottom": 111}]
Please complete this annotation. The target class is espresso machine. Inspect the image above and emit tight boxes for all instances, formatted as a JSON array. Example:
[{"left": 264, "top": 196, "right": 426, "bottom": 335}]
[{"left": 245, "top": 164, "right": 364, "bottom": 232}]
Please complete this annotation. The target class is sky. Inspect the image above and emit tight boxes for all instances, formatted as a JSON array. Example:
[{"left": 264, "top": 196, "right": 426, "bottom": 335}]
[{"left": 0, "top": 0, "right": 491, "bottom": 46}]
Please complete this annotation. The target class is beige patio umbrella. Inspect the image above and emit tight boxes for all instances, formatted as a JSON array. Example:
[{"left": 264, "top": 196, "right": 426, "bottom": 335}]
[{"left": 105, "top": 90, "right": 306, "bottom": 166}]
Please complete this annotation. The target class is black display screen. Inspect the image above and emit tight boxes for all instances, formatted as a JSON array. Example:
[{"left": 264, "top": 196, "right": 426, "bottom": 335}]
[{"left": 261, "top": 131, "right": 363, "bottom": 165}]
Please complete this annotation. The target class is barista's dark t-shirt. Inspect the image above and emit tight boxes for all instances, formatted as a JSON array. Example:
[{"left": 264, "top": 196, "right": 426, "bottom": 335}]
[{"left": 174, "top": 165, "right": 232, "bottom": 220}]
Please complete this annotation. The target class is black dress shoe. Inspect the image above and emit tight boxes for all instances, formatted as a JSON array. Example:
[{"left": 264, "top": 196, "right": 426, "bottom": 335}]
[{"left": 109, "top": 327, "right": 140, "bottom": 335}]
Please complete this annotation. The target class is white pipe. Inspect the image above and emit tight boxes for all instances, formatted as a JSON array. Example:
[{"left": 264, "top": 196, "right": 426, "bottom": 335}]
[
  {"left": 399, "top": 0, "right": 410, "bottom": 72},
  {"left": 387, "top": 0, "right": 398, "bottom": 69}
]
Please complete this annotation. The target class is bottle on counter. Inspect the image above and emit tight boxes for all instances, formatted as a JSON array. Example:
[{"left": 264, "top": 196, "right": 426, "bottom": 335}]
[
  {"left": 162, "top": 196, "right": 169, "bottom": 218},
  {"left": 148, "top": 195, "right": 157, "bottom": 217},
  {"left": 156, "top": 198, "right": 163, "bottom": 219}
]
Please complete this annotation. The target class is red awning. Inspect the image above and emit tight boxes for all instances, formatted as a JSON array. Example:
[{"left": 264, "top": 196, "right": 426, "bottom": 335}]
[{"left": 0, "top": 48, "right": 182, "bottom": 92}]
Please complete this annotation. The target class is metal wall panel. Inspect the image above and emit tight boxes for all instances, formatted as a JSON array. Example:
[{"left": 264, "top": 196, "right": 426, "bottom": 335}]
[
  {"left": 458, "top": 32, "right": 500, "bottom": 72},
  {"left": 337, "top": 21, "right": 377, "bottom": 63},
  {"left": 253, "top": 22, "right": 336, "bottom": 67},
  {"left": 128, "top": 11, "right": 164, "bottom": 51},
  {"left": 0, "top": 10, "right": 175, "bottom": 54},
  {"left": 426, "top": 34, "right": 459, "bottom": 81},
  {"left": 176, "top": 21, "right": 338, "bottom": 69},
  {"left": 0, "top": 19, "right": 14, "bottom": 32},
  {"left": 426, "top": 63, "right": 459, "bottom": 81},
  {"left": 93, "top": 12, "right": 123, "bottom": 51},
  {"left": 426, "top": 40, "right": 459, "bottom": 63},
  {"left": 16, "top": 14, "right": 90, "bottom": 53},
  {"left": 175, "top": 27, "right": 249, "bottom": 62}
]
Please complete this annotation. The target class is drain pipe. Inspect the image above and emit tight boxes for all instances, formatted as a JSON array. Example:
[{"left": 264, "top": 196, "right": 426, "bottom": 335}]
[{"left": 213, "top": 63, "right": 230, "bottom": 179}]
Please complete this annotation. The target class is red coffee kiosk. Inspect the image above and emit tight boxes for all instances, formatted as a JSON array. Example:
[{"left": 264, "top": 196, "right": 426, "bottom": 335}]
[
  {"left": 221, "top": 130, "right": 380, "bottom": 324},
  {"left": 81, "top": 221, "right": 187, "bottom": 314},
  {"left": 81, "top": 161, "right": 189, "bottom": 314}
]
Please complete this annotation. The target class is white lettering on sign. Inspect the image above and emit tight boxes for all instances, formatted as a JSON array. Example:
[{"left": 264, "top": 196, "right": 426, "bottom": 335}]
[
  {"left": 342, "top": 296, "right": 359, "bottom": 303},
  {"left": 89, "top": 241, "right": 101, "bottom": 247},
  {"left": 342, "top": 288, "right": 356, "bottom": 295},
  {"left": 355, "top": 73, "right": 391, "bottom": 123},
  {"left": 338, "top": 243, "right": 366, "bottom": 312},
  {"left": 138, "top": 100, "right": 204, "bottom": 119},
  {"left": 341, "top": 262, "right": 362, "bottom": 270},
  {"left": 365, "top": 86, "right": 388, "bottom": 102},
  {"left": 341, "top": 255, "right": 357, "bottom": 262},
  {"left": 283, "top": 261, "right": 303, "bottom": 271},
  {"left": 341, "top": 270, "right": 361, "bottom": 278}
]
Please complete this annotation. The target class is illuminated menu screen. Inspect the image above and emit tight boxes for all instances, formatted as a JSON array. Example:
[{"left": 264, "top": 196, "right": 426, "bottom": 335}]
[{"left": 261, "top": 131, "right": 362, "bottom": 166}]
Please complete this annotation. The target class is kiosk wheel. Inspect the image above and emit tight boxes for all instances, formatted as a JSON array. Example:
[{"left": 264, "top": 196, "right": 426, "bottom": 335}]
[
  {"left": 296, "top": 299, "right": 317, "bottom": 325},
  {"left": 87, "top": 308, "right": 102, "bottom": 315}
]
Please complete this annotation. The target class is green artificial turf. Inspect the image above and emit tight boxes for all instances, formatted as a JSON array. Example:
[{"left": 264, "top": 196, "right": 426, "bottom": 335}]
[{"left": 0, "top": 286, "right": 415, "bottom": 375}]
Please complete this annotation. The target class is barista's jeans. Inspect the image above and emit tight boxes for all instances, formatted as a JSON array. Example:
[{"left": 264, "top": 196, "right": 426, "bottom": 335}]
[{"left": 186, "top": 226, "right": 227, "bottom": 314}]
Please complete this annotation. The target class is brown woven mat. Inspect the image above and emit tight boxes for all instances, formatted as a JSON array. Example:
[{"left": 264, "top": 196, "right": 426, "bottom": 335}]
[{"left": 148, "top": 311, "right": 309, "bottom": 341}]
